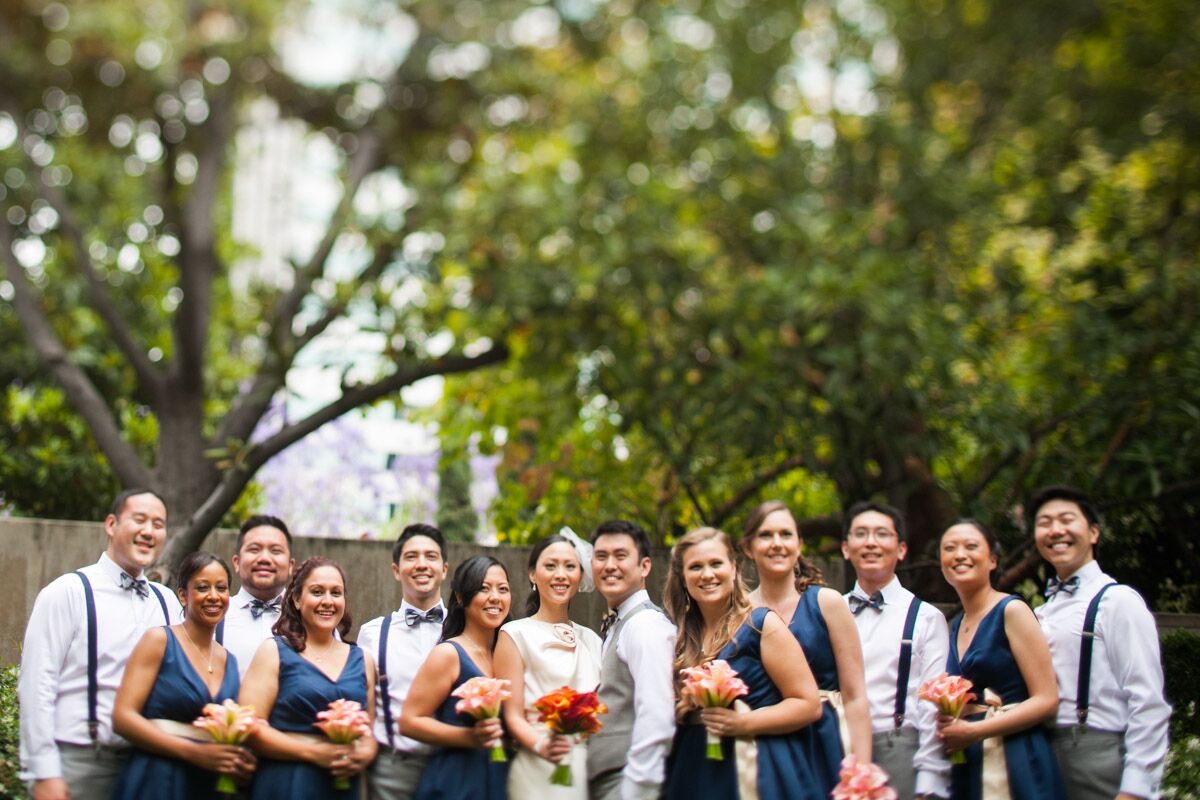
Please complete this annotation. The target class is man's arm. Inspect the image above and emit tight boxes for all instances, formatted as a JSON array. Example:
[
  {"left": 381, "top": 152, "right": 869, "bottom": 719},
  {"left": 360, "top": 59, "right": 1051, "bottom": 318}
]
[
  {"left": 619, "top": 615, "right": 677, "bottom": 800},
  {"left": 18, "top": 577, "right": 78, "bottom": 782},
  {"left": 911, "top": 607, "right": 952, "bottom": 799}
]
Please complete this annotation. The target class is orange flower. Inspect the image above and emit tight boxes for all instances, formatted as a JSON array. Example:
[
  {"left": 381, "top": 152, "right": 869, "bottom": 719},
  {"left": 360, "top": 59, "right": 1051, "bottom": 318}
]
[{"left": 533, "top": 686, "right": 608, "bottom": 737}]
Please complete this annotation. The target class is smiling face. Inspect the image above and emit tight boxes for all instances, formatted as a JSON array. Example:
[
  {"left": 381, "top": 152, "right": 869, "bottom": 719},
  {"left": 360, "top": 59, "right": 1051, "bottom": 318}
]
[
  {"left": 392, "top": 535, "right": 449, "bottom": 608},
  {"left": 529, "top": 541, "right": 582, "bottom": 609},
  {"left": 105, "top": 492, "right": 168, "bottom": 576},
  {"left": 682, "top": 538, "right": 736, "bottom": 608},
  {"left": 295, "top": 565, "right": 346, "bottom": 634},
  {"left": 1033, "top": 498, "right": 1100, "bottom": 579},
  {"left": 233, "top": 525, "right": 293, "bottom": 601},
  {"left": 940, "top": 523, "right": 997, "bottom": 592},
  {"left": 592, "top": 532, "right": 652, "bottom": 608},
  {"left": 841, "top": 509, "right": 907, "bottom": 587},
  {"left": 744, "top": 508, "right": 801, "bottom": 581},
  {"left": 466, "top": 565, "right": 511, "bottom": 631},
  {"left": 178, "top": 561, "right": 231, "bottom": 627}
]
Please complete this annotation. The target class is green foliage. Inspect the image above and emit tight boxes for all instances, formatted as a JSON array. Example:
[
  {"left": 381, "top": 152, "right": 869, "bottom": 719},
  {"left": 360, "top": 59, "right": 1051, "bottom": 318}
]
[
  {"left": 1164, "top": 736, "right": 1200, "bottom": 799},
  {"left": 1163, "top": 630, "right": 1200, "bottom": 739},
  {"left": 0, "top": 664, "right": 25, "bottom": 800},
  {"left": 437, "top": 449, "right": 479, "bottom": 543}
]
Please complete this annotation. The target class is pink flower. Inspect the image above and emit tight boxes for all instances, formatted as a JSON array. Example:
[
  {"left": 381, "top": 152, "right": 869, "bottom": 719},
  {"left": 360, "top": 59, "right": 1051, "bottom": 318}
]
[
  {"left": 193, "top": 699, "right": 259, "bottom": 745},
  {"left": 832, "top": 755, "right": 898, "bottom": 800},
  {"left": 452, "top": 677, "right": 511, "bottom": 720},
  {"left": 313, "top": 698, "right": 372, "bottom": 744},
  {"left": 918, "top": 673, "right": 976, "bottom": 718},
  {"left": 679, "top": 660, "right": 750, "bottom": 709}
]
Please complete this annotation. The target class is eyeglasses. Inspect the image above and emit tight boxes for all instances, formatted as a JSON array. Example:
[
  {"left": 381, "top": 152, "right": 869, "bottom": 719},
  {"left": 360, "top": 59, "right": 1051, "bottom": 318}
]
[{"left": 847, "top": 528, "right": 898, "bottom": 544}]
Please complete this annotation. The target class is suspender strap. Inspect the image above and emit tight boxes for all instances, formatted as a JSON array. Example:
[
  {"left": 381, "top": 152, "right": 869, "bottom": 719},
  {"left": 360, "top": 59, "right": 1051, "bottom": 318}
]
[
  {"left": 73, "top": 571, "right": 100, "bottom": 746},
  {"left": 1076, "top": 582, "right": 1117, "bottom": 727},
  {"left": 149, "top": 584, "right": 171, "bottom": 624},
  {"left": 378, "top": 615, "right": 396, "bottom": 750},
  {"left": 215, "top": 619, "right": 225, "bottom": 646},
  {"left": 894, "top": 597, "right": 923, "bottom": 729}
]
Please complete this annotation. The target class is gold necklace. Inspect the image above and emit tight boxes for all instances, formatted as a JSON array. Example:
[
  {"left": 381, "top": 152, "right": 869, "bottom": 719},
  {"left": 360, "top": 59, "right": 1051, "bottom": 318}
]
[{"left": 181, "top": 625, "right": 215, "bottom": 674}]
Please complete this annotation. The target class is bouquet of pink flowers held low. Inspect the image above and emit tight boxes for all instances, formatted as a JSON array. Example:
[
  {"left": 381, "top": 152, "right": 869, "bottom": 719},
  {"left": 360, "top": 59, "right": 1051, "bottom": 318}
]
[
  {"left": 313, "top": 698, "right": 372, "bottom": 789},
  {"left": 918, "top": 672, "right": 976, "bottom": 765},
  {"left": 678, "top": 659, "right": 750, "bottom": 761},
  {"left": 452, "top": 676, "right": 512, "bottom": 763},
  {"left": 832, "top": 755, "right": 898, "bottom": 800},
  {"left": 192, "top": 699, "right": 259, "bottom": 795}
]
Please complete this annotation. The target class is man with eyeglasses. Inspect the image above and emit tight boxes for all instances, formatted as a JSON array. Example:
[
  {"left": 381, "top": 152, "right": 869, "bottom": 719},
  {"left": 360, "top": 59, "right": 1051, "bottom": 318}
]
[{"left": 842, "top": 501, "right": 950, "bottom": 800}]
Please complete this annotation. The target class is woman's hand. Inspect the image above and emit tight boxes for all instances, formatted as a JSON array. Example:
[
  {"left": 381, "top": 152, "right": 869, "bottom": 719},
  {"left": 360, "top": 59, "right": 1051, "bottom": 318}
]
[
  {"left": 701, "top": 706, "right": 747, "bottom": 738},
  {"left": 305, "top": 740, "right": 353, "bottom": 770},
  {"left": 936, "top": 714, "right": 981, "bottom": 753},
  {"left": 533, "top": 733, "right": 573, "bottom": 763},
  {"left": 470, "top": 717, "right": 505, "bottom": 749},
  {"left": 331, "top": 738, "right": 375, "bottom": 779},
  {"left": 187, "top": 743, "right": 257, "bottom": 777}
]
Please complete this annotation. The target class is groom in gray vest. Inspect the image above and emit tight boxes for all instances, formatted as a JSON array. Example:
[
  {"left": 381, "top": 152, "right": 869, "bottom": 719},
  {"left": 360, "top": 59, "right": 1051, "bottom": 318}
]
[{"left": 587, "top": 520, "right": 677, "bottom": 800}]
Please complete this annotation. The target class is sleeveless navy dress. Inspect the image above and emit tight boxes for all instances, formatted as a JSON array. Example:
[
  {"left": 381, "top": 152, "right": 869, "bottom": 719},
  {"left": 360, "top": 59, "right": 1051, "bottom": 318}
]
[
  {"left": 788, "top": 586, "right": 844, "bottom": 796},
  {"left": 251, "top": 637, "right": 368, "bottom": 800},
  {"left": 412, "top": 641, "right": 508, "bottom": 800},
  {"left": 665, "top": 608, "right": 823, "bottom": 800},
  {"left": 947, "top": 595, "right": 1066, "bottom": 800},
  {"left": 113, "top": 627, "right": 241, "bottom": 800}
]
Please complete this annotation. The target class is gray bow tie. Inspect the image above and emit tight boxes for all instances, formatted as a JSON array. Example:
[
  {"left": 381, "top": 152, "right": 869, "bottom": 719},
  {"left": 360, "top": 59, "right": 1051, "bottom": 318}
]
[
  {"left": 848, "top": 591, "right": 885, "bottom": 615},
  {"left": 119, "top": 572, "right": 150, "bottom": 598},
  {"left": 1045, "top": 575, "right": 1081, "bottom": 600},
  {"left": 249, "top": 598, "right": 281, "bottom": 620}
]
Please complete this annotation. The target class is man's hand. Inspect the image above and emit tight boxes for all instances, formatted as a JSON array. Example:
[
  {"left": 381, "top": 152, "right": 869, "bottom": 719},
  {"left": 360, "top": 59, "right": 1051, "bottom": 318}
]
[{"left": 32, "top": 778, "right": 71, "bottom": 800}]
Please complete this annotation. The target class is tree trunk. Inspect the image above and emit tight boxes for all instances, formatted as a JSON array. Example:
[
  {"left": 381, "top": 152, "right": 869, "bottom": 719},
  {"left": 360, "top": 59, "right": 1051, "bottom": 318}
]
[{"left": 153, "top": 386, "right": 220, "bottom": 579}]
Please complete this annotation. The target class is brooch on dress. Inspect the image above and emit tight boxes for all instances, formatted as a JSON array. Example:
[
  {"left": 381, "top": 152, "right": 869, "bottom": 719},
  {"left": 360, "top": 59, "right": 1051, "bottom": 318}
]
[{"left": 551, "top": 623, "right": 577, "bottom": 645}]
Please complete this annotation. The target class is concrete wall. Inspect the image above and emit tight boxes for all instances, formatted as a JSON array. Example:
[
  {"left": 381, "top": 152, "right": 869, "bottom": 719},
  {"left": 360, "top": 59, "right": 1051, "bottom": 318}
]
[{"left": 1, "top": 517, "right": 847, "bottom": 665}]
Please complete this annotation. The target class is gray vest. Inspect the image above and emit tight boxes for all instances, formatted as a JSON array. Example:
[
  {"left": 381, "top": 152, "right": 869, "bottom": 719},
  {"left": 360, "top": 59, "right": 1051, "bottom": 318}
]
[{"left": 587, "top": 600, "right": 667, "bottom": 780}]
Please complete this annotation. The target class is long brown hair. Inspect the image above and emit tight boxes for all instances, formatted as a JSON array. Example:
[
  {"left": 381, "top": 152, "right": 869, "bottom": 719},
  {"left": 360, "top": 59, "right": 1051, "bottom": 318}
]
[
  {"left": 273, "top": 557, "right": 353, "bottom": 652},
  {"left": 664, "top": 527, "right": 752, "bottom": 712},
  {"left": 741, "top": 500, "right": 826, "bottom": 593}
]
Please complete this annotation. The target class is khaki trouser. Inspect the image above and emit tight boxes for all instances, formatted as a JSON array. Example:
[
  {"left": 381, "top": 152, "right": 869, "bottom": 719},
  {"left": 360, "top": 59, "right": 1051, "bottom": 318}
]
[
  {"left": 368, "top": 748, "right": 429, "bottom": 800},
  {"left": 1050, "top": 727, "right": 1125, "bottom": 800},
  {"left": 37, "top": 743, "right": 130, "bottom": 800},
  {"left": 872, "top": 727, "right": 919, "bottom": 800}
]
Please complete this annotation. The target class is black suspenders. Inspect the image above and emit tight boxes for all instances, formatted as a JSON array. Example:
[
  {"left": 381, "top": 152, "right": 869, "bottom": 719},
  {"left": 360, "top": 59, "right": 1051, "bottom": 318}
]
[
  {"left": 894, "top": 597, "right": 923, "bottom": 729},
  {"left": 73, "top": 570, "right": 172, "bottom": 746},
  {"left": 1076, "top": 582, "right": 1117, "bottom": 728},
  {"left": 378, "top": 614, "right": 396, "bottom": 750}
]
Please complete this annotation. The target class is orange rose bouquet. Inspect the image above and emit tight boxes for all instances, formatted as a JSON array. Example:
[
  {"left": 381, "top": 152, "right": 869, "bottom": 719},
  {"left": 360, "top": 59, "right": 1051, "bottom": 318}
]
[
  {"left": 679, "top": 659, "right": 749, "bottom": 760},
  {"left": 918, "top": 672, "right": 976, "bottom": 764},
  {"left": 313, "top": 698, "right": 372, "bottom": 789},
  {"left": 193, "top": 699, "right": 259, "bottom": 794},
  {"left": 452, "top": 676, "right": 512, "bottom": 762},
  {"left": 533, "top": 686, "right": 608, "bottom": 786}
]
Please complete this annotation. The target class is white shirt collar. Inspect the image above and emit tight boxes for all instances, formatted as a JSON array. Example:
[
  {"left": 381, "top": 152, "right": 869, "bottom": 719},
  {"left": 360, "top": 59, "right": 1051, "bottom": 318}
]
[
  {"left": 233, "top": 587, "right": 285, "bottom": 609},
  {"left": 615, "top": 588, "right": 651, "bottom": 619},
  {"left": 1063, "top": 559, "right": 1103, "bottom": 585},
  {"left": 97, "top": 551, "right": 141, "bottom": 583},
  {"left": 398, "top": 598, "right": 446, "bottom": 616},
  {"left": 851, "top": 574, "right": 905, "bottom": 603}
]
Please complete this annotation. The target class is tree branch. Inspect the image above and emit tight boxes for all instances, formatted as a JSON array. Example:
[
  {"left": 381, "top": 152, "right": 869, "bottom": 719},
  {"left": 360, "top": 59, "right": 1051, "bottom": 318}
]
[
  {"left": 1, "top": 223, "right": 153, "bottom": 487},
  {"left": 709, "top": 453, "right": 810, "bottom": 528}
]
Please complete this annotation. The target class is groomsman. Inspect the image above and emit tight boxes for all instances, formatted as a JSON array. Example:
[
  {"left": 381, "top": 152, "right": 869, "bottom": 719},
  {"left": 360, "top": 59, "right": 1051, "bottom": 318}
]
[
  {"left": 19, "top": 489, "right": 182, "bottom": 800},
  {"left": 218, "top": 514, "right": 295, "bottom": 677},
  {"left": 1030, "top": 485, "right": 1171, "bottom": 800},
  {"left": 587, "top": 520, "right": 677, "bottom": 800},
  {"left": 357, "top": 523, "right": 451, "bottom": 800},
  {"left": 842, "top": 502, "right": 950, "bottom": 800}
]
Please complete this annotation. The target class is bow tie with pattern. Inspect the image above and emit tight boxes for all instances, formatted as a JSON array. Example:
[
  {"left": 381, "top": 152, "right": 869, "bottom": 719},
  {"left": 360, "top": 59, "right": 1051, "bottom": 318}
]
[
  {"left": 249, "top": 598, "right": 282, "bottom": 620},
  {"left": 600, "top": 609, "right": 618, "bottom": 641},
  {"left": 848, "top": 590, "right": 885, "bottom": 616},
  {"left": 405, "top": 607, "right": 445, "bottom": 627},
  {"left": 118, "top": 572, "right": 150, "bottom": 598},
  {"left": 1045, "top": 575, "right": 1081, "bottom": 600}
]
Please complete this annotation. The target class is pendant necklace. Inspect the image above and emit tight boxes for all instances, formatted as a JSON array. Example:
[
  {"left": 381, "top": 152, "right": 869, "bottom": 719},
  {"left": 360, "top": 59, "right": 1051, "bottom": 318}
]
[{"left": 183, "top": 625, "right": 215, "bottom": 674}]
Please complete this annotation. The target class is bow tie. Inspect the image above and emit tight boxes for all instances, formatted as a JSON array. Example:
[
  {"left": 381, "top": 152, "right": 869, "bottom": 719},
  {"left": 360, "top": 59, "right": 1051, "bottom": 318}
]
[
  {"left": 405, "top": 607, "right": 444, "bottom": 627},
  {"left": 848, "top": 591, "right": 885, "bottom": 616},
  {"left": 1045, "top": 575, "right": 1081, "bottom": 600},
  {"left": 118, "top": 572, "right": 150, "bottom": 598},
  {"left": 249, "top": 598, "right": 282, "bottom": 620},
  {"left": 600, "top": 610, "right": 618, "bottom": 641}
]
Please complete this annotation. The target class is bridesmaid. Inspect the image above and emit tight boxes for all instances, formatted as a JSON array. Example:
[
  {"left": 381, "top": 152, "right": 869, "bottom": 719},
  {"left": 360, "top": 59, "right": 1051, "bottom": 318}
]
[
  {"left": 663, "top": 527, "right": 825, "bottom": 800},
  {"left": 240, "top": 556, "right": 377, "bottom": 799},
  {"left": 741, "top": 500, "right": 872, "bottom": 794},
  {"left": 495, "top": 534, "right": 602, "bottom": 799},
  {"left": 938, "top": 520, "right": 1065, "bottom": 800},
  {"left": 400, "top": 555, "right": 512, "bottom": 800},
  {"left": 112, "top": 551, "right": 254, "bottom": 798}
]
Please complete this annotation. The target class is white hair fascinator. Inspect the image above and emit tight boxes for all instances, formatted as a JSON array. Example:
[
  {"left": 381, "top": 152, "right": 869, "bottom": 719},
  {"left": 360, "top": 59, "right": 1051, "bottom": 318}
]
[{"left": 558, "top": 525, "right": 595, "bottom": 593}]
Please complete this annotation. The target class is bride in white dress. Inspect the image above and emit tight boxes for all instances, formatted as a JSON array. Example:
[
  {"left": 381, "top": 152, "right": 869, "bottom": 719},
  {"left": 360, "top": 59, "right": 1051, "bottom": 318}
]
[{"left": 495, "top": 533, "right": 602, "bottom": 799}]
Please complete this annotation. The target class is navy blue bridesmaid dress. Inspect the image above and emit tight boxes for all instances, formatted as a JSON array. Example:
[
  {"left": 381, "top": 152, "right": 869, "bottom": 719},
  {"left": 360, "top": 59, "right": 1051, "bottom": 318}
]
[
  {"left": 412, "top": 641, "right": 508, "bottom": 800},
  {"left": 112, "top": 627, "right": 241, "bottom": 800},
  {"left": 788, "top": 586, "right": 844, "bottom": 795},
  {"left": 947, "top": 595, "right": 1066, "bottom": 800},
  {"left": 251, "top": 637, "right": 368, "bottom": 800},
  {"left": 665, "top": 607, "right": 823, "bottom": 800}
]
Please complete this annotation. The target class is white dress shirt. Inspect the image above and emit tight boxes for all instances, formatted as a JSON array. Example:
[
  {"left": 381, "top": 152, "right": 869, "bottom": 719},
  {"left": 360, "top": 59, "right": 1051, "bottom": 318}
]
[
  {"left": 356, "top": 600, "right": 446, "bottom": 753},
  {"left": 18, "top": 553, "right": 183, "bottom": 780},
  {"left": 221, "top": 587, "right": 285, "bottom": 678},
  {"left": 1035, "top": 560, "right": 1171, "bottom": 798},
  {"left": 848, "top": 576, "right": 951, "bottom": 798},
  {"left": 604, "top": 589, "right": 678, "bottom": 800}
]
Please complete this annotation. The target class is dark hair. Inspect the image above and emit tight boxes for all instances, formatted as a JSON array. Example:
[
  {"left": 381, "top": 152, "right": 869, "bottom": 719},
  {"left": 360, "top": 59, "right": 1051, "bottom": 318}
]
[
  {"left": 175, "top": 551, "right": 232, "bottom": 592},
  {"left": 1026, "top": 485, "right": 1101, "bottom": 532},
  {"left": 524, "top": 534, "right": 580, "bottom": 617},
  {"left": 844, "top": 501, "right": 907, "bottom": 543},
  {"left": 272, "top": 557, "right": 353, "bottom": 652},
  {"left": 109, "top": 488, "right": 166, "bottom": 519},
  {"left": 237, "top": 515, "right": 293, "bottom": 552},
  {"left": 943, "top": 518, "right": 1003, "bottom": 582},
  {"left": 392, "top": 523, "right": 448, "bottom": 564},
  {"left": 592, "top": 519, "right": 653, "bottom": 561},
  {"left": 741, "top": 500, "right": 825, "bottom": 592},
  {"left": 441, "top": 555, "right": 511, "bottom": 642}
]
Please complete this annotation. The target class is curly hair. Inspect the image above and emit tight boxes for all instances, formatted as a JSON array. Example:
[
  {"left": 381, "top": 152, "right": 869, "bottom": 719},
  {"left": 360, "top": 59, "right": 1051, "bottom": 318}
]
[
  {"left": 272, "top": 556, "right": 353, "bottom": 652},
  {"left": 741, "top": 500, "right": 826, "bottom": 593}
]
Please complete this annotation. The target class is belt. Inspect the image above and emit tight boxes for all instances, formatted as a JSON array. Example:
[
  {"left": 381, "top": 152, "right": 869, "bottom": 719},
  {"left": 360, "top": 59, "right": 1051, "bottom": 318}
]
[{"left": 151, "top": 719, "right": 211, "bottom": 743}]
